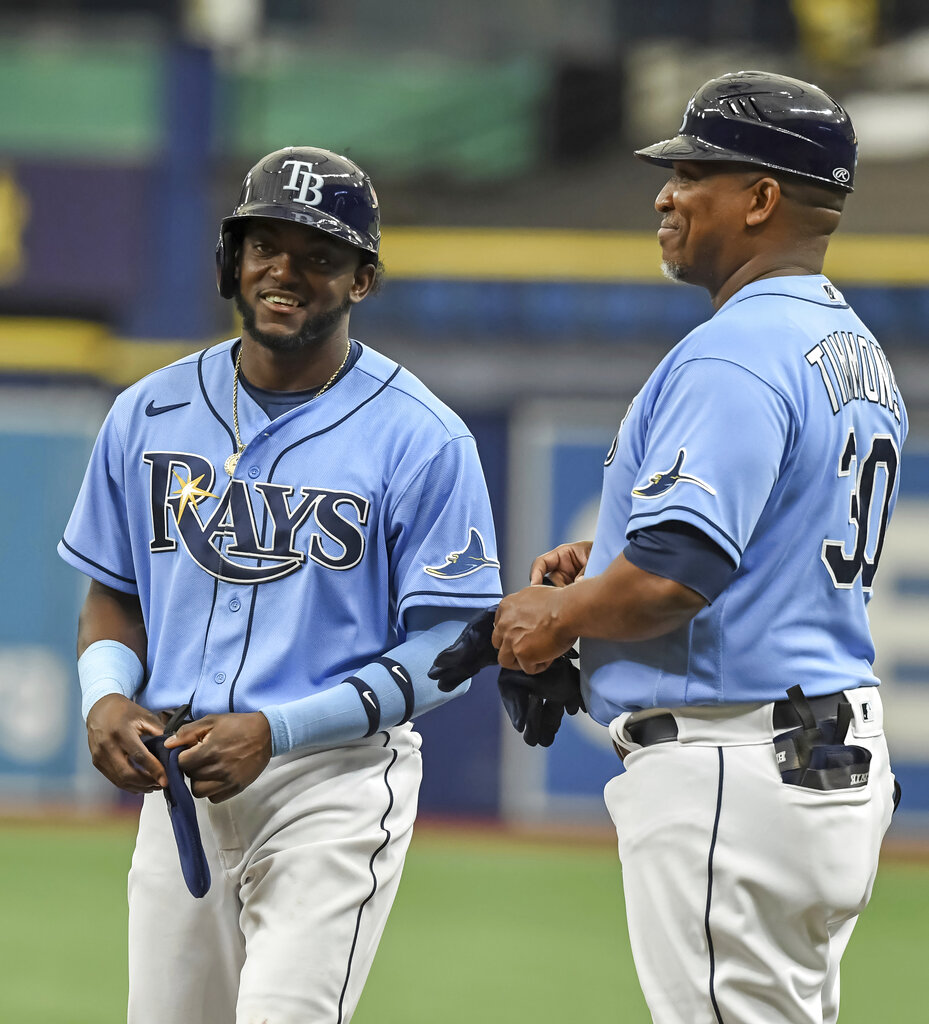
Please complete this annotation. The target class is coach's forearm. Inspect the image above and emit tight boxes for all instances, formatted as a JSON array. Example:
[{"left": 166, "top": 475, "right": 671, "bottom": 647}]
[{"left": 555, "top": 553, "right": 706, "bottom": 644}]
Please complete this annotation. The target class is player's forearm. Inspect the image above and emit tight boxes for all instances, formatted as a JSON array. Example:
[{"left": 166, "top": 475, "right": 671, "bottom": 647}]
[
  {"left": 75, "top": 580, "right": 149, "bottom": 719},
  {"left": 261, "top": 613, "right": 476, "bottom": 755},
  {"left": 77, "top": 579, "right": 147, "bottom": 662},
  {"left": 554, "top": 553, "right": 706, "bottom": 644}
]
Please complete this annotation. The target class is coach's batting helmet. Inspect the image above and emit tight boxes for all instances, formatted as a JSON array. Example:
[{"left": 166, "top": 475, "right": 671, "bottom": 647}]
[
  {"left": 216, "top": 146, "right": 380, "bottom": 299},
  {"left": 635, "top": 70, "right": 857, "bottom": 192}
]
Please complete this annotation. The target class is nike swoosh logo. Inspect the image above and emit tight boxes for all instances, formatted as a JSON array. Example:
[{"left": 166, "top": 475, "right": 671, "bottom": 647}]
[
  {"left": 391, "top": 666, "right": 410, "bottom": 684},
  {"left": 362, "top": 690, "right": 377, "bottom": 708},
  {"left": 145, "top": 400, "right": 191, "bottom": 417}
]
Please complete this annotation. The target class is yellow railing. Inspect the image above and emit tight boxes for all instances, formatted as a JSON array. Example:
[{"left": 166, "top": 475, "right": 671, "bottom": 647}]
[
  {"left": 2, "top": 229, "right": 927, "bottom": 385},
  {"left": 379, "top": 228, "right": 929, "bottom": 285}
]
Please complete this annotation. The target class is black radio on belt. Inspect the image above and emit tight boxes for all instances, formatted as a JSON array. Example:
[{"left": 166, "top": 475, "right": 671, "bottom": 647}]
[{"left": 773, "top": 685, "right": 871, "bottom": 791}]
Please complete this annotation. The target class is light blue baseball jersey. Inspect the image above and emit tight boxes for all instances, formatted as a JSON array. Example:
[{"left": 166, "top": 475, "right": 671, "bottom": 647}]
[
  {"left": 581, "top": 275, "right": 907, "bottom": 725},
  {"left": 59, "top": 340, "right": 502, "bottom": 717}
]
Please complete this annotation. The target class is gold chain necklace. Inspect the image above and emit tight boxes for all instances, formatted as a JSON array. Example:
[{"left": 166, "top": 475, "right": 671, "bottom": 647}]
[{"left": 224, "top": 340, "right": 352, "bottom": 477}]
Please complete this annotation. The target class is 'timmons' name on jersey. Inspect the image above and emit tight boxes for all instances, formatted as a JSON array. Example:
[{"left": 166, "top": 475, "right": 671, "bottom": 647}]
[{"left": 805, "top": 331, "right": 901, "bottom": 421}]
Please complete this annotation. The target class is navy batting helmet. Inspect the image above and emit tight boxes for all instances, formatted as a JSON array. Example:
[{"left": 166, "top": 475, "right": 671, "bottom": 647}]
[
  {"left": 216, "top": 146, "right": 380, "bottom": 299},
  {"left": 635, "top": 70, "right": 857, "bottom": 193}
]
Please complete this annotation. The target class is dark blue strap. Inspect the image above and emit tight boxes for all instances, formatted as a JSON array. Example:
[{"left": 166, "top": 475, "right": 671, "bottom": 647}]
[
  {"left": 344, "top": 676, "right": 381, "bottom": 737},
  {"left": 376, "top": 657, "right": 415, "bottom": 724},
  {"left": 142, "top": 735, "right": 211, "bottom": 898}
]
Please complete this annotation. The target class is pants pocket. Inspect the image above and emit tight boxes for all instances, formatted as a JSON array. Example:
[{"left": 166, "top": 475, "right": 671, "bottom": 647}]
[
  {"left": 797, "top": 743, "right": 872, "bottom": 791},
  {"left": 775, "top": 728, "right": 872, "bottom": 791}
]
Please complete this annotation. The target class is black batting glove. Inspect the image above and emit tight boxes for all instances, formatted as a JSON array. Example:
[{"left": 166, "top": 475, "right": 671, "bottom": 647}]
[
  {"left": 428, "top": 606, "right": 499, "bottom": 692},
  {"left": 498, "top": 651, "right": 584, "bottom": 712},
  {"left": 499, "top": 683, "right": 565, "bottom": 747},
  {"left": 429, "top": 578, "right": 569, "bottom": 693},
  {"left": 497, "top": 652, "right": 585, "bottom": 747}
]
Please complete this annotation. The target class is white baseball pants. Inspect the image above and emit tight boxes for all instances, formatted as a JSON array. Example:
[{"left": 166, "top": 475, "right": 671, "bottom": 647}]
[
  {"left": 604, "top": 688, "right": 895, "bottom": 1024},
  {"left": 127, "top": 724, "right": 422, "bottom": 1024}
]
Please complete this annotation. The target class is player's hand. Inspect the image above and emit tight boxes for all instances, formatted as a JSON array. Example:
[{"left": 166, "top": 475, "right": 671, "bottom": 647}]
[
  {"left": 165, "top": 712, "right": 272, "bottom": 803},
  {"left": 85, "top": 693, "right": 168, "bottom": 794},
  {"left": 493, "top": 585, "right": 578, "bottom": 675},
  {"left": 529, "top": 541, "right": 593, "bottom": 587},
  {"left": 428, "top": 607, "right": 499, "bottom": 692},
  {"left": 497, "top": 654, "right": 585, "bottom": 747}
]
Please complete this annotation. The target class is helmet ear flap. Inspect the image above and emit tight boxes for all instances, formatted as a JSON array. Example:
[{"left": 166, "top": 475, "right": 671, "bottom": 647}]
[{"left": 215, "top": 228, "right": 239, "bottom": 299}]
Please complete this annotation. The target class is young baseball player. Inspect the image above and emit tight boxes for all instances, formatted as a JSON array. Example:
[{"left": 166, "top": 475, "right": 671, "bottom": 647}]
[
  {"left": 433, "top": 72, "right": 905, "bottom": 1022},
  {"left": 59, "top": 147, "right": 502, "bottom": 1023}
]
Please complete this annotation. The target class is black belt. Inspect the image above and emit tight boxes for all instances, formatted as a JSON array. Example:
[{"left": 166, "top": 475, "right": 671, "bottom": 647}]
[
  {"left": 625, "top": 714, "right": 679, "bottom": 747},
  {"left": 625, "top": 690, "right": 850, "bottom": 749},
  {"left": 773, "top": 690, "right": 849, "bottom": 731}
]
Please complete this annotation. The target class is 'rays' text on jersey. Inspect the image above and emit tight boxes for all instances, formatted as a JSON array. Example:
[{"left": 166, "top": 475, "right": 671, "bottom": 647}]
[
  {"left": 805, "top": 331, "right": 901, "bottom": 422},
  {"left": 144, "top": 452, "right": 368, "bottom": 584}
]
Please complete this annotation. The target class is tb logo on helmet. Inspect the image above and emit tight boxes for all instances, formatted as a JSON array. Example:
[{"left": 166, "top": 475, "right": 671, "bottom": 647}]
[{"left": 282, "top": 160, "right": 325, "bottom": 207}]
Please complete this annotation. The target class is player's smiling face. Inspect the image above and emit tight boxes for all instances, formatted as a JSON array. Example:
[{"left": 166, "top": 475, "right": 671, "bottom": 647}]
[
  {"left": 234, "top": 219, "right": 375, "bottom": 353},
  {"left": 653, "top": 160, "right": 757, "bottom": 293}
]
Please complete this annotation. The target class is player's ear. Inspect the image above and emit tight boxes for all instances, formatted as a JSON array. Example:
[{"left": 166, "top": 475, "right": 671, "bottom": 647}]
[
  {"left": 231, "top": 238, "right": 242, "bottom": 286},
  {"left": 745, "top": 176, "right": 781, "bottom": 227},
  {"left": 349, "top": 260, "right": 377, "bottom": 304}
]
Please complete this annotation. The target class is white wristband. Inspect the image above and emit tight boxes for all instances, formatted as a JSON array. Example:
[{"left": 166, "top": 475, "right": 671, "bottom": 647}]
[{"left": 77, "top": 640, "right": 145, "bottom": 720}]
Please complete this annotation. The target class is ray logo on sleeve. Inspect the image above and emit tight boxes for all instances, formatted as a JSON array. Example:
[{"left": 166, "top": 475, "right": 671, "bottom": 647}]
[
  {"left": 424, "top": 528, "right": 500, "bottom": 579},
  {"left": 632, "top": 448, "right": 716, "bottom": 499}
]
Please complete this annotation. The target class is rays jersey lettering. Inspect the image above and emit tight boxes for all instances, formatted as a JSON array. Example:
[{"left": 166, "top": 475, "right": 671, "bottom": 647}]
[{"left": 144, "top": 452, "right": 368, "bottom": 584}]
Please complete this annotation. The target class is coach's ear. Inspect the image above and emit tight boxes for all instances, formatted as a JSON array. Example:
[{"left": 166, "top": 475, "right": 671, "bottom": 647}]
[{"left": 745, "top": 176, "right": 781, "bottom": 227}]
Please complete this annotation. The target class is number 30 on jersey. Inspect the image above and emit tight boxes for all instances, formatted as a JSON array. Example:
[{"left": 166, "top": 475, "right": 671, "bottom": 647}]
[{"left": 822, "top": 429, "right": 899, "bottom": 591}]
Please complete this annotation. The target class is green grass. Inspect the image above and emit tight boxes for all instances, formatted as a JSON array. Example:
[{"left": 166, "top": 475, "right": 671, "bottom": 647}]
[
  {"left": 357, "top": 830, "right": 644, "bottom": 1023},
  {"left": 0, "top": 819, "right": 925, "bottom": 1023},
  {"left": 0, "top": 820, "right": 133, "bottom": 1024}
]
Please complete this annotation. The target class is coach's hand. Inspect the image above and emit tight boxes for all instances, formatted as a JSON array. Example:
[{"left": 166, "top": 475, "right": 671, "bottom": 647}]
[
  {"left": 85, "top": 693, "right": 169, "bottom": 794},
  {"left": 493, "top": 585, "right": 578, "bottom": 675},
  {"left": 529, "top": 541, "right": 592, "bottom": 587},
  {"left": 165, "top": 713, "right": 272, "bottom": 803}
]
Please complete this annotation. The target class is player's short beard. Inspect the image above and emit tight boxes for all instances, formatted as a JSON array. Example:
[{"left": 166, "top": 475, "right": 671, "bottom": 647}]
[{"left": 234, "top": 290, "right": 352, "bottom": 353}]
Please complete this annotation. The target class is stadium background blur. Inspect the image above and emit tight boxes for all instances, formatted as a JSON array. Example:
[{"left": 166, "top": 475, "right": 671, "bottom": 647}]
[{"left": 4, "top": 0, "right": 929, "bottom": 837}]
